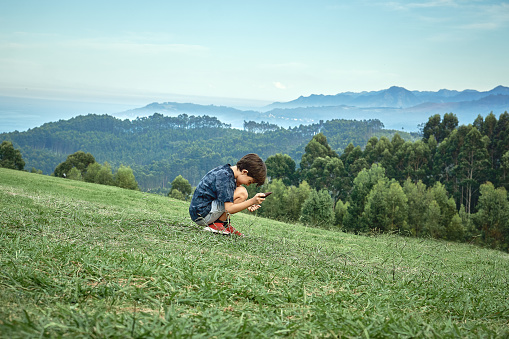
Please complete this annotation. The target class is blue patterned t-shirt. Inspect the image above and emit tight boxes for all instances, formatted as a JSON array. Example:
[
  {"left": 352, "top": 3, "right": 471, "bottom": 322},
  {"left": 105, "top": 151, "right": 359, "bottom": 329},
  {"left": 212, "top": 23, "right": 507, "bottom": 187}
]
[{"left": 189, "top": 164, "right": 236, "bottom": 222}]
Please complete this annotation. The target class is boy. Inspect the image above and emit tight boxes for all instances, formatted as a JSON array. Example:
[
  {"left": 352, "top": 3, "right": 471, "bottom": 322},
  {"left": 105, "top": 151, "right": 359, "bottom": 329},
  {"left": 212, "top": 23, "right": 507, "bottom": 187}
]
[{"left": 189, "top": 153, "right": 267, "bottom": 236}]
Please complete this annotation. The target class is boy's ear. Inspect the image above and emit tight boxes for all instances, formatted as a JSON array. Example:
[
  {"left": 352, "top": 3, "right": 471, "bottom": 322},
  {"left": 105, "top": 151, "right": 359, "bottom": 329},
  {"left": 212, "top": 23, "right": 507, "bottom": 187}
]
[{"left": 241, "top": 169, "right": 249, "bottom": 175}]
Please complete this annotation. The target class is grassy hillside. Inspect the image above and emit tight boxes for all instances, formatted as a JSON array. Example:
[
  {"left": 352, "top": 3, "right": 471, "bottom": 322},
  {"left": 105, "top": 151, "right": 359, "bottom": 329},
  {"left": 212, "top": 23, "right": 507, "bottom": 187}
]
[{"left": 1, "top": 168, "right": 508, "bottom": 338}]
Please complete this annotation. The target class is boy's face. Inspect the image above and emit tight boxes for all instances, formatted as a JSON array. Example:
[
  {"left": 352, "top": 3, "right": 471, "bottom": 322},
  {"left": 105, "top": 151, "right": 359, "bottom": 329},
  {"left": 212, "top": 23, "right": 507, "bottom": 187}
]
[{"left": 237, "top": 170, "right": 256, "bottom": 187}]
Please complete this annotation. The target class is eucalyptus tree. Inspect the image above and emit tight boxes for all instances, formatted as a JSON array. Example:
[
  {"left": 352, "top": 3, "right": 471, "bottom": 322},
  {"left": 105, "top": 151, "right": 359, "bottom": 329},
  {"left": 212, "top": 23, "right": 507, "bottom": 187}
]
[
  {"left": 265, "top": 153, "right": 297, "bottom": 186},
  {"left": 300, "top": 133, "right": 338, "bottom": 171},
  {"left": 255, "top": 179, "right": 288, "bottom": 221},
  {"left": 457, "top": 126, "right": 489, "bottom": 214},
  {"left": 300, "top": 189, "right": 335, "bottom": 228},
  {"left": 339, "top": 143, "right": 367, "bottom": 200},
  {"left": 474, "top": 182, "right": 509, "bottom": 250},
  {"left": 426, "top": 182, "right": 461, "bottom": 240},
  {"left": 423, "top": 113, "right": 458, "bottom": 144},
  {"left": 343, "top": 164, "right": 387, "bottom": 233},
  {"left": 303, "top": 156, "right": 346, "bottom": 204},
  {"left": 363, "top": 179, "right": 408, "bottom": 233},
  {"left": 403, "top": 179, "right": 431, "bottom": 237},
  {"left": 395, "top": 140, "right": 432, "bottom": 184},
  {"left": 493, "top": 111, "right": 509, "bottom": 188}
]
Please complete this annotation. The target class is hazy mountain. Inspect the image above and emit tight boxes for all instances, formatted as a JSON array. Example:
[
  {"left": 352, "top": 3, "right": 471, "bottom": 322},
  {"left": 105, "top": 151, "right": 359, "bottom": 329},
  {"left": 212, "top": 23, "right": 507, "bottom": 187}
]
[
  {"left": 261, "top": 94, "right": 509, "bottom": 131},
  {"left": 106, "top": 85, "right": 509, "bottom": 132},
  {"left": 350, "top": 86, "right": 420, "bottom": 108},
  {"left": 264, "top": 86, "right": 509, "bottom": 110}
]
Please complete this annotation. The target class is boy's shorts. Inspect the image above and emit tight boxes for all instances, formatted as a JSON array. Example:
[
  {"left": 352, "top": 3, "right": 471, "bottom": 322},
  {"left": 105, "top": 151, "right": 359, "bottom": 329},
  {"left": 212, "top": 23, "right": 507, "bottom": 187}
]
[{"left": 193, "top": 200, "right": 225, "bottom": 226}]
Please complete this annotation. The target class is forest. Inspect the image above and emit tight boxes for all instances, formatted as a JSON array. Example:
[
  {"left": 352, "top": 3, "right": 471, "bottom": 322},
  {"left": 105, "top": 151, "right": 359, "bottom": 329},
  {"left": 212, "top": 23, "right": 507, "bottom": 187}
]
[
  {"left": 0, "top": 113, "right": 402, "bottom": 190},
  {"left": 2, "top": 111, "right": 508, "bottom": 251}
]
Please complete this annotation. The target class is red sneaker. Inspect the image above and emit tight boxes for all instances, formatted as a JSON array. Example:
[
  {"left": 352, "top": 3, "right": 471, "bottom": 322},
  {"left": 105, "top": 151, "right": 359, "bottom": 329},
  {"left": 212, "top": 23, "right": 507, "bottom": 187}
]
[
  {"left": 224, "top": 224, "right": 244, "bottom": 237},
  {"left": 204, "top": 222, "right": 230, "bottom": 235}
]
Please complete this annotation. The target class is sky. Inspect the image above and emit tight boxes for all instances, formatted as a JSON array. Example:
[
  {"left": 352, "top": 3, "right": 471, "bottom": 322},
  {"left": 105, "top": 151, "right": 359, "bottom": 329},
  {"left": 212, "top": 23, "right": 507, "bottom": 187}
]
[{"left": 1, "top": 0, "right": 508, "bottom": 107}]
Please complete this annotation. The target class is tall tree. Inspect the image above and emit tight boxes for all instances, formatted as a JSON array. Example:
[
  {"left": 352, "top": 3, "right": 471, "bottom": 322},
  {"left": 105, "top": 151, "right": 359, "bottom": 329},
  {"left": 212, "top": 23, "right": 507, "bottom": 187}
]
[
  {"left": 256, "top": 179, "right": 288, "bottom": 221},
  {"left": 501, "top": 151, "right": 509, "bottom": 189},
  {"left": 284, "top": 181, "right": 312, "bottom": 222},
  {"left": 84, "top": 162, "right": 102, "bottom": 183},
  {"left": 300, "top": 189, "right": 335, "bottom": 228},
  {"left": 457, "top": 126, "right": 489, "bottom": 214},
  {"left": 300, "top": 133, "right": 338, "bottom": 171},
  {"left": 403, "top": 179, "right": 431, "bottom": 237},
  {"left": 474, "top": 182, "right": 509, "bottom": 250},
  {"left": 303, "top": 156, "right": 346, "bottom": 203},
  {"left": 422, "top": 114, "right": 443, "bottom": 143},
  {"left": 441, "top": 112, "right": 459, "bottom": 141},
  {"left": 493, "top": 112, "right": 509, "bottom": 189},
  {"left": 344, "top": 164, "right": 387, "bottom": 233},
  {"left": 434, "top": 128, "right": 465, "bottom": 204},
  {"left": 405, "top": 140, "right": 432, "bottom": 183},
  {"left": 426, "top": 182, "right": 461, "bottom": 240},
  {"left": 339, "top": 143, "right": 366, "bottom": 200},
  {"left": 265, "top": 153, "right": 297, "bottom": 186},
  {"left": 422, "top": 113, "right": 458, "bottom": 144},
  {"left": 363, "top": 179, "right": 408, "bottom": 233}
]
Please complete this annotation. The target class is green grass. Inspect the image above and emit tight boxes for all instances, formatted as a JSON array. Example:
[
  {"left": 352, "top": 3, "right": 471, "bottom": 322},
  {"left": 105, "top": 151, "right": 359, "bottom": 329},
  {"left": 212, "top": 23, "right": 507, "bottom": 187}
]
[{"left": 1, "top": 168, "right": 508, "bottom": 338}]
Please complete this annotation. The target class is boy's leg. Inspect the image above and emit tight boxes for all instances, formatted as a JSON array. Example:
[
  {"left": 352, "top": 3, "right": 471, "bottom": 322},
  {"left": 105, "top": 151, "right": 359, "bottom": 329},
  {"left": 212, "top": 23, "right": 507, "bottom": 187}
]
[
  {"left": 202, "top": 187, "right": 248, "bottom": 236},
  {"left": 216, "top": 186, "right": 247, "bottom": 236},
  {"left": 196, "top": 187, "right": 248, "bottom": 225},
  {"left": 234, "top": 185, "right": 249, "bottom": 204},
  {"left": 218, "top": 186, "right": 248, "bottom": 221},
  {"left": 199, "top": 200, "right": 229, "bottom": 234}
]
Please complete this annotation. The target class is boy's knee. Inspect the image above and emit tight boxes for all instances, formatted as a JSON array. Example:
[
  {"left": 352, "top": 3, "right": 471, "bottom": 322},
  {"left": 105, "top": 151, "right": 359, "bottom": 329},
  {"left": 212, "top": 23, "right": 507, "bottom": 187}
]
[{"left": 234, "top": 186, "right": 248, "bottom": 203}]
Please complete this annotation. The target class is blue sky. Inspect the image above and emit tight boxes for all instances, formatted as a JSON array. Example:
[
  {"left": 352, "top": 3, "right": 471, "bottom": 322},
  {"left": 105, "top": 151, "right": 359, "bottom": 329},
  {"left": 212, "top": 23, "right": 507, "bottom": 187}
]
[{"left": 1, "top": 0, "right": 508, "bottom": 106}]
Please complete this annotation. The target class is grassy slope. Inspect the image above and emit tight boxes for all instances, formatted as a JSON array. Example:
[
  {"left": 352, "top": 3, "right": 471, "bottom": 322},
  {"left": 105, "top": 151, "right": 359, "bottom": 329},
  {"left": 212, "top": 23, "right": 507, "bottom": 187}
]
[{"left": 0, "top": 168, "right": 508, "bottom": 338}]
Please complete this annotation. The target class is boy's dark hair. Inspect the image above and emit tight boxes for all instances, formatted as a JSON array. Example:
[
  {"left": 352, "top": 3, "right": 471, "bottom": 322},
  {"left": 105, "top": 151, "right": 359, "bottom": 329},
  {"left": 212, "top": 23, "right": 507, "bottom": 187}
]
[{"left": 237, "top": 153, "right": 266, "bottom": 187}]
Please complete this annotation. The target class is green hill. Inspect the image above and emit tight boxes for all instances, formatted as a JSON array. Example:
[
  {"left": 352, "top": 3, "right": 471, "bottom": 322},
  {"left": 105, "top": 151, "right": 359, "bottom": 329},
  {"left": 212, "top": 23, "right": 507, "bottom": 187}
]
[{"left": 1, "top": 168, "right": 508, "bottom": 338}]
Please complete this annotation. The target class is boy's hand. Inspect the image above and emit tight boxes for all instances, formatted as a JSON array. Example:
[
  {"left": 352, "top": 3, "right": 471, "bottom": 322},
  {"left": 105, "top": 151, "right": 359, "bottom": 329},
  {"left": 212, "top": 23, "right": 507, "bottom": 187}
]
[
  {"left": 248, "top": 204, "right": 261, "bottom": 212},
  {"left": 253, "top": 193, "right": 266, "bottom": 205}
]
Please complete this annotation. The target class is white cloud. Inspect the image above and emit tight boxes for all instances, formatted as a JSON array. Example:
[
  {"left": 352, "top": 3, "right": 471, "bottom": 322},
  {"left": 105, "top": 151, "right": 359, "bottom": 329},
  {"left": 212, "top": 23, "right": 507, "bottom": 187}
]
[
  {"left": 385, "top": 0, "right": 509, "bottom": 28},
  {"left": 384, "top": 0, "right": 458, "bottom": 11},
  {"left": 459, "top": 3, "right": 509, "bottom": 31},
  {"left": 0, "top": 32, "right": 209, "bottom": 56},
  {"left": 63, "top": 38, "right": 209, "bottom": 56},
  {"left": 273, "top": 81, "right": 287, "bottom": 90}
]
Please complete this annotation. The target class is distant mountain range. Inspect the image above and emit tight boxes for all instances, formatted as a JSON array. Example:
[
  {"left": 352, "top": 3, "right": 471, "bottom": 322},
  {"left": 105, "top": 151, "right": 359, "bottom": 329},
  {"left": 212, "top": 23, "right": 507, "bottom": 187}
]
[
  {"left": 264, "top": 85, "right": 509, "bottom": 110},
  {"left": 114, "top": 86, "right": 509, "bottom": 132}
]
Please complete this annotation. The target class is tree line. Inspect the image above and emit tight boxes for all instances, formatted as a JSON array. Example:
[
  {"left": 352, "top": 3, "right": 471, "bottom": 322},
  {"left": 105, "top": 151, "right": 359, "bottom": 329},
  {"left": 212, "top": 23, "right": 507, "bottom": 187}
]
[
  {"left": 0, "top": 142, "right": 139, "bottom": 190},
  {"left": 1, "top": 113, "right": 401, "bottom": 191},
  {"left": 52, "top": 150, "right": 139, "bottom": 190}
]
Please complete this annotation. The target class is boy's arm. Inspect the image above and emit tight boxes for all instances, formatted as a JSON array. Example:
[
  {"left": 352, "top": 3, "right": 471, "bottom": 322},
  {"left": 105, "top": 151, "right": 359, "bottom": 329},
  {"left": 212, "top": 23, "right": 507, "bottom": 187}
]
[{"left": 224, "top": 193, "right": 265, "bottom": 215}]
